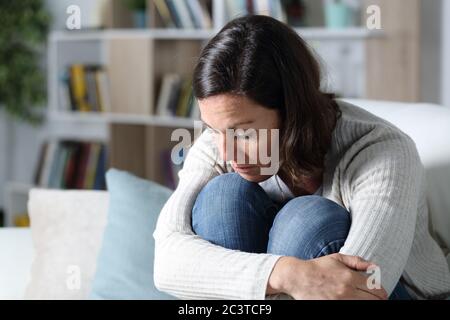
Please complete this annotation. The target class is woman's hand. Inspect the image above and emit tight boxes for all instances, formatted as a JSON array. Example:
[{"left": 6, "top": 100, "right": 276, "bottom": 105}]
[{"left": 267, "top": 254, "right": 388, "bottom": 300}]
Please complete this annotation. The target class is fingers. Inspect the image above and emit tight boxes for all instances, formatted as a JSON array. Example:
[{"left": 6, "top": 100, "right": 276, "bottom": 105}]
[
  {"left": 354, "top": 270, "right": 389, "bottom": 300},
  {"left": 335, "top": 254, "right": 373, "bottom": 271},
  {"left": 335, "top": 254, "right": 388, "bottom": 299},
  {"left": 355, "top": 284, "right": 388, "bottom": 300},
  {"left": 353, "top": 287, "right": 386, "bottom": 300}
]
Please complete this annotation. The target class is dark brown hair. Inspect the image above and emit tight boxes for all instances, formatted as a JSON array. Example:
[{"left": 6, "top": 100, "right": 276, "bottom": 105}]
[{"left": 193, "top": 15, "right": 340, "bottom": 183}]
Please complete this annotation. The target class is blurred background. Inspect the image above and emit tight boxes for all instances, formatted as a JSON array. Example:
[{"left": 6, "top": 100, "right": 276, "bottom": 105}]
[{"left": 0, "top": 0, "right": 448, "bottom": 227}]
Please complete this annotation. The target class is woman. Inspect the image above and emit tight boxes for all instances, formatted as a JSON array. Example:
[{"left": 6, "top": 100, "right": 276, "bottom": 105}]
[{"left": 153, "top": 15, "right": 450, "bottom": 300}]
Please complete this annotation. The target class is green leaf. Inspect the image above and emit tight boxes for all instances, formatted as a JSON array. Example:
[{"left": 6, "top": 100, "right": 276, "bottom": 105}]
[{"left": 0, "top": 0, "right": 51, "bottom": 124}]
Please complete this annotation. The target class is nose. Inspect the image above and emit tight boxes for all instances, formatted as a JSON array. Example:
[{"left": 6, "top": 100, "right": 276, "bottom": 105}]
[{"left": 217, "top": 133, "right": 236, "bottom": 162}]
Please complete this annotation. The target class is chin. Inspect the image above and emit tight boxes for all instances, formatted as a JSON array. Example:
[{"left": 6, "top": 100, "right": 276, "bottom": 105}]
[{"left": 236, "top": 172, "right": 272, "bottom": 183}]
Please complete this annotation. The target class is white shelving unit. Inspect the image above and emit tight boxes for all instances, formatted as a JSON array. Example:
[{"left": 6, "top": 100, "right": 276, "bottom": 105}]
[
  {"left": 48, "top": 111, "right": 198, "bottom": 128},
  {"left": 46, "top": 0, "right": 384, "bottom": 131},
  {"left": 47, "top": 26, "right": 382, "bottom": 130},
  {"left": 3, "top": 0, "right": 385, "bottom": 227},
  {"left": 49, "top": 27, "right": 382, "bottom": 42}
]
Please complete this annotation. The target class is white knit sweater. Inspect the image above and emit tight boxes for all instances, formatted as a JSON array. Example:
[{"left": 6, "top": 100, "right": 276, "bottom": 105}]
[{"left": 153, "top": 100, "right": 450, "bottom": 299}]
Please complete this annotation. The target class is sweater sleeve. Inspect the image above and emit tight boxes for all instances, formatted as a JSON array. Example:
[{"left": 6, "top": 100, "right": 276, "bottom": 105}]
[
  {"left": 153, "top": 131, "right": 282, "bottom": 299},
  {"left": 338, "top": 129, "right": 424, "bottom": 295}
]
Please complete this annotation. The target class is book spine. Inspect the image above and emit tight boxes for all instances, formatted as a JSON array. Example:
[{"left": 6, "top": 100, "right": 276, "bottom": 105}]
[
  {"left": 95, "top": 69, "right": 112, "bottom": 112},
  {"left": 154, "top": 0, "right": 176, "bottom": 28},
  {"left": 166, "top": 0, "right": 183, "bottom": 28},
  {"left": 85, "top": 66, "right": 100, "bottom": 112},
  {"left": 84, "top": 143, "right": 101, "bottom": 189},
  {"left": 70, "top": 64, "right": 91, "bottom": 112},
  {"left": 185, "top": 0, "right": 203, "bottom": 28},
  {"left": 93, "top": 144, "right": 107, "bottom": 190},
  {"left": 75, "top": 143, "right": 91, "bottom": 189},
  {"left": 173, "top": 0, "right": 196, "bottom": 29}
]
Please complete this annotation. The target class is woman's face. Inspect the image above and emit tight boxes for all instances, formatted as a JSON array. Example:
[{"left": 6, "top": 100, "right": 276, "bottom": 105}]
[{"left": 198, "top": 93, "right": 281, "bottom": 183}]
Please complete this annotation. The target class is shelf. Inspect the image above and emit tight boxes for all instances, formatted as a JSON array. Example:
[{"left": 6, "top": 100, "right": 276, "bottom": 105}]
[
  {"left": 295, "top": 27, "right": 384, "bottom": 40},
  {"left": 50, "top": 29, "right": 217, "bottom": 42},
  {"left": 48, "top": 112, "right": 198, "bottom": 129},
  {"left": 49, "top": 27, "right": 383, "bottom": 42}
]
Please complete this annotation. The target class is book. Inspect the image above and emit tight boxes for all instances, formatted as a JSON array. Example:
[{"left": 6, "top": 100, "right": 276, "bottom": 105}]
[
  {"left": 253, "top": 0, "right": 271, "bottom": 16},
  {"left": 69, "top": 64, "right": 91, "bottom": 112},
  {"left": 225, "top": 0, "right": 248, "bottom": 20},
  {"left": 95, "top": 69, "right": 112, "bottom": 112},
  {"left": 39, "top": 140, "right": 58, "bottom": 187},
  {"left": 165, "top": 0, "right": 183, "bottom": 28},
  {"left": 75, "top": 143, "right": 91, "bottom": 189},
  {"left": 172, "top": 0, "right": 196, "bottom": 29},
  {"left": 62, "top": 142, "right": 79, "bottom": 189},
  {"left": 60, "top": 64, "right": 111, "bottom": 113},
  {"left": 59, "top": 70, "right": 72, "bottom": 111},
  {"left": 48, "top": 143, "right": 65, "bottom": 188},
  {"left": 154, "top": 0, "right": 176, "bottom": 28},
  {"left": 189, "top": 96, "right": 201, "bottom": 120},
  {"left": 175, "top": 78, "right": 193, "bottom": 117},
  {"left": 167, "top": 76, "right": 183, "bottom": 115},
  {"left": 94, "top": 145, "right": 107, "bottom": 190},
  {"left": 84, "top": 66, "right": 101, "bottom": 112},
  {"left": 225, "top": 0, "right": 287, "bottom": 22},
  {"left": 186, "top": 0, "right": 213, "bottom": 29},
  {"left": 156, "top": 73, "right": 182, "bottom": 116},
  {"left": 84, "top": 143, "right": 102, "bottom": 189},
  {"left": 270, "top": 0, "right": 287, "bottom": 23},
  {"left": 34, "top": 142, "right": 48, "bottom": 186},
  {"left": 35, "top": 140, "right": 108, "bottom": 190}
]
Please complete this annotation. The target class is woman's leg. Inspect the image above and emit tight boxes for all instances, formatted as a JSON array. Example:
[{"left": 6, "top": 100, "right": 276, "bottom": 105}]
[
  {"left": 192, "top": 173, "right": 278, "bottom": 253},
  {"left": 267, "top": 195, "right": 351, "bottom": 259},
  {"left": 267, "top": 195, "right": 412, "bottom": 300}
]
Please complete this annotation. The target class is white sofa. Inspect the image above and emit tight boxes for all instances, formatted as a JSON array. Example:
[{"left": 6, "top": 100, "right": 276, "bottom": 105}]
[{"left": 1, "top": 99, "right": 450, "bottom": 299}]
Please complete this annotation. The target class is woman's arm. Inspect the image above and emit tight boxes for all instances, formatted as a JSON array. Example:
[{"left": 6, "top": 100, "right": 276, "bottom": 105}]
[
  {"left": 338, "top": 129, "right": 423, "bottom": 295},
  {"left": 153, "top": 130, "right": 393, "bottom": 300},
  {"left": 153, "top": 131, "right": 282, "bottom": 299},
  {"left": 267, "top": 254, "right": 388, "bottom": 299}
]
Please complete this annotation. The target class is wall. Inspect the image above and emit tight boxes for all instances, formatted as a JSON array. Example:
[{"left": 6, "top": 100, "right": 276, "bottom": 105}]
[
  {"left": 421, "top": 0, "right": 442, "bottom": 104},
  {"left": 0, "top": 110, "right": 11, "bottom": 209},
  {"left": 442, "top": 0, "right": 450, "bottom": 107}
]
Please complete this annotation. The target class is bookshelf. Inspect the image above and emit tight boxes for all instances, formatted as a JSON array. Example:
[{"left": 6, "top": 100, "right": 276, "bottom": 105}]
[
  {"left": 46, "top": 0, "right": 384, "bottom": 186},
  {"left": 4, "top": 0, "right": 392, "bottom": 227}
]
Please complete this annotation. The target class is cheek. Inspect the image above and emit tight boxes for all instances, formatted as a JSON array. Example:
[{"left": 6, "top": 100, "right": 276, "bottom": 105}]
[{"left": 254, "top": 130, "right": 276, "bottom": 157}]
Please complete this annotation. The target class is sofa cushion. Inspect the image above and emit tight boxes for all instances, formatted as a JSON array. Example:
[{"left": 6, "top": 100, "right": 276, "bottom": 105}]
[
  {"left": 25, "top": 189, "right": 109, "bottom": 299},
  {"left": 0, "top": 228, "right": 34, "bottom": 299},
  {"left": 89, "top": 169, "right": 174, "bottom": 299}
]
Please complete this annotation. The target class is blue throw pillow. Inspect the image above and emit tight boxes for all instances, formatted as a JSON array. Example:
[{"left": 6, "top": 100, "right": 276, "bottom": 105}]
[{"left": 90, "top": 168, "right": 174, "bottom": 299}]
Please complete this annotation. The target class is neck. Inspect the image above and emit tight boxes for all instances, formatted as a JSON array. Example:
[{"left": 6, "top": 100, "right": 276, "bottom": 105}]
[{"left": 278, "top": 167, "right": 323, "bottom": 197}]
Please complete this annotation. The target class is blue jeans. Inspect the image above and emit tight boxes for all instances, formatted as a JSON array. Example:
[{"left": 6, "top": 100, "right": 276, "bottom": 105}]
[{"left": 192, "top": 173, "right": 411, "bottom": 300}]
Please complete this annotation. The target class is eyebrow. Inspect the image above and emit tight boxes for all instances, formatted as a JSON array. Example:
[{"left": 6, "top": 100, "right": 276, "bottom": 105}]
[{"left": 200, "top": 119, "right": 254, "bottom": 132}]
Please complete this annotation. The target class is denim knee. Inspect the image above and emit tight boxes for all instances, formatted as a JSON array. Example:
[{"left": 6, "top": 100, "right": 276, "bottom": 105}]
[
  {"left": 267, "top": 195, "right": 351, "bottom": 259},
  {"left": 192, "top": 173, "right": 277, "bottom": 252}
]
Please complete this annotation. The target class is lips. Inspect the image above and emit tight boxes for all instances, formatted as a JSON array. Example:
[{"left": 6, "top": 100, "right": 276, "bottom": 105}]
[
  {"left": 231, "top": 162, "right": 256, "bottom": 173},
  {"left": 234, "top": 165, "right": 254, "bottom": 169}
]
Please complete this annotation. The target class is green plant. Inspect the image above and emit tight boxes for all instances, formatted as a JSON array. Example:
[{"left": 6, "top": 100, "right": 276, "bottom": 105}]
[
  {"left": 0, "top": 0, "right": 51, "bottom": 124},
  {"left": 124, "top": 0, "right": 147, "bottom": 11}
]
